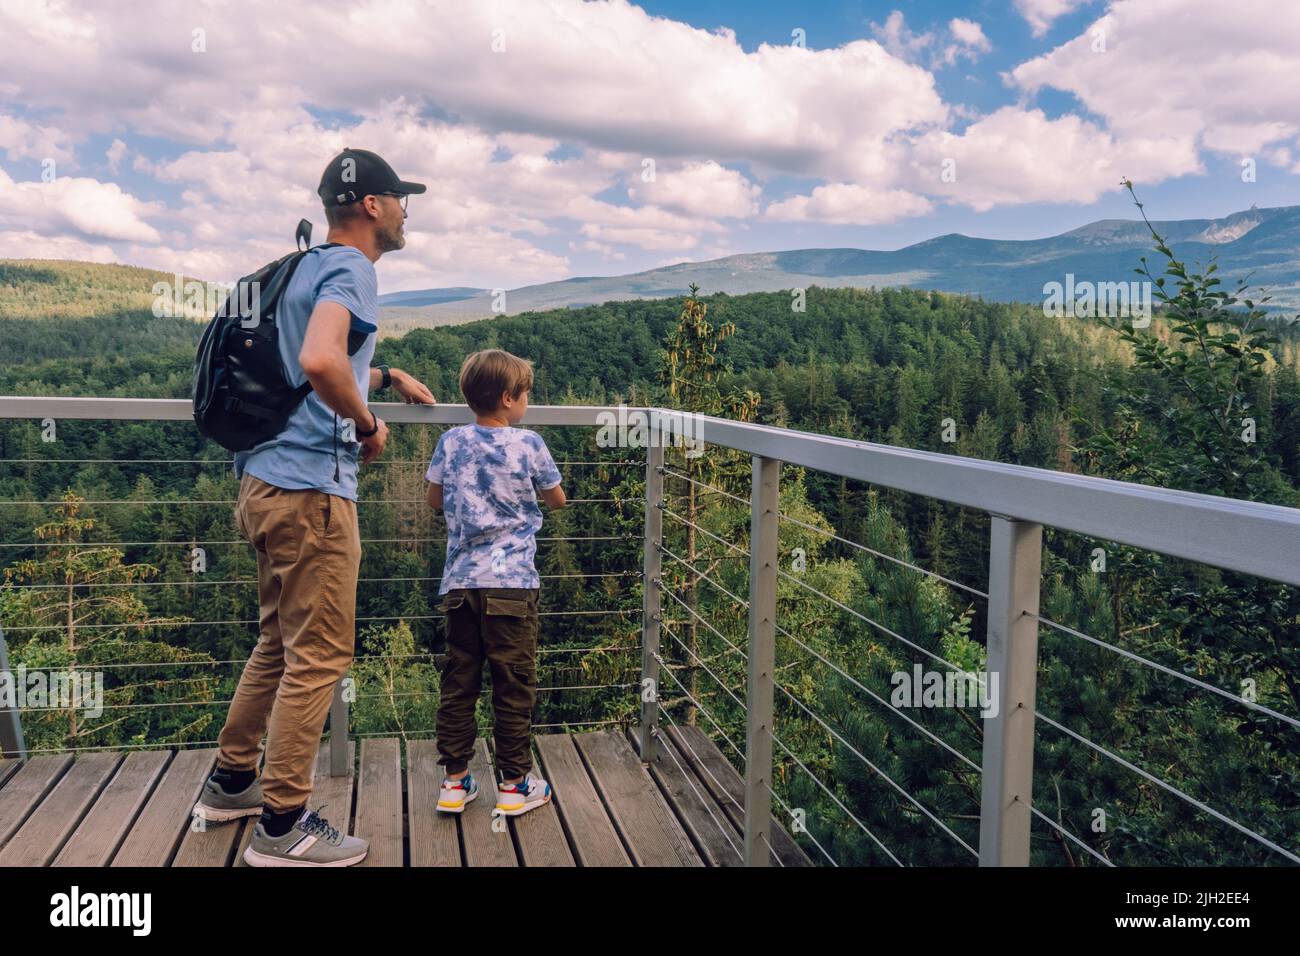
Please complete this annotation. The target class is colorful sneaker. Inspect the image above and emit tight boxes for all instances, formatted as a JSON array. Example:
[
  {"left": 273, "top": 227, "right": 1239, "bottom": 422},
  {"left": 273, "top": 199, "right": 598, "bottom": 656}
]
[
  {"left": 192, "top": 774, "right": 263, "bottom": 824},
  {"left": 437, "top": 772, "right": 479, "bottom": 813},
  {"left": 242, "top": 806, "right": 368, "bottom": 867},
  {"left": 494, "top": 773, "right": 551, "bottom": 817}
]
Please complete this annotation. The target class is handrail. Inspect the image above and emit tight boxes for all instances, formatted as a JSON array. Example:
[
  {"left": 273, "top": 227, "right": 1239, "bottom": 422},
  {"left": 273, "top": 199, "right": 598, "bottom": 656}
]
[
  {"left": 0, "top": 396, "right": 620, "bottom": 427},
  {"left": 668, "top": 409, "right": 1300, "bottom": 588}
]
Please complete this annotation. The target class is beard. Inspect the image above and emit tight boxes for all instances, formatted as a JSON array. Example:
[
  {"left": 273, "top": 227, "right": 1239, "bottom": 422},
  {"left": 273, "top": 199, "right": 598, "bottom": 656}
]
[{"left": 378, "top": 218, "right": 405, "bottom": 252}]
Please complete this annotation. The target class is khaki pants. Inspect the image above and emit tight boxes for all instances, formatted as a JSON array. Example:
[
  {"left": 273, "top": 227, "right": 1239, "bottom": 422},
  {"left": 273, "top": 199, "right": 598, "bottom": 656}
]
[
  {"left": 216, "top": 473, "right": 361, "bottom": 811},
  {"left": 436, "top": 588, "right": 539, "bottom": 781}
]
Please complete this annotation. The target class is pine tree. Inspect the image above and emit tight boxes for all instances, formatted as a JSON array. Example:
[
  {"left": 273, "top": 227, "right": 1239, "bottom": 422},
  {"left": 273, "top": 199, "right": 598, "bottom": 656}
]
[
  {"left": 657, "top": 285, "right": 759, "bottom": 725},
  {"left": 1, "top": 493, "right": 217, "bottom": 752}
]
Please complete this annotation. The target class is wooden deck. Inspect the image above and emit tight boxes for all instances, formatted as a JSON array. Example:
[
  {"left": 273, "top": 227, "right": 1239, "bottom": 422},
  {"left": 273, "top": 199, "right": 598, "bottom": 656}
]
[{"left": 0, "top": 726, "right": 811, "bottom": 867}]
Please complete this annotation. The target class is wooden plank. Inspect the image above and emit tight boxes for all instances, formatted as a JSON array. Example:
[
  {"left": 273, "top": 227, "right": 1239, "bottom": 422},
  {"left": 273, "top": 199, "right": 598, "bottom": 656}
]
[
  {"left": 461, "top": 738, "right": 516, "bottom": 867},
  {"left": 574, "top": 730, "right": 701, "bottom": 867},
  {"left": 0, "top": 754, "right": 72, "bottom": 851},
  {"left": 304, "top": 738, "right": 351, "bottom": 832},
  {"left": 664, "top": 724, "right": 743, "bottom": 817},
  {"left": 54, "top": 750, "right": 170, "bottom": 866},
  {"left": 232, "top": 819, "right": 256, "bottom": 867},
  {"left": 668, "top": 724, "right": 813, "bottom": 867},
  {"left": 498, "top": 740, "right": 573, "bottom": 868},
  {"left": 354, "top": 737, "right": 403, "bottom": 867},
  {"left": 172, "top": 753, "right": 250, "bottom": 868},
  {"left": 173, "top": 811, "right": 243, "bottom": 866},
  {"left": 0, "top": 758, "right": 20, "bottom": 789},
  {"left": 626, "top": 726, "right": 744, "bottom": 866},
  {"left": 112, "top": 748, "right": 217, "bottom": 867},
  {"left": 407, "top": 739, "right": 460, "bottom": 867},
  {"left": 0, "top": 752, "right": 121, "bottom": 866},
  {"left": 308, "top": 740, "right": 355, "bottom": 833},
  {"left": 535, "top": 733, "right": 630, "bottom": 867}
]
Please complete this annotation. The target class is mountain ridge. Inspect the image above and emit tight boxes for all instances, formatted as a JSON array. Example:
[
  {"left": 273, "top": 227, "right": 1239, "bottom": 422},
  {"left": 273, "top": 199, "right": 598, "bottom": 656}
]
[{"left": 378, "top": 204, "right": 1300, "bottom": 329}]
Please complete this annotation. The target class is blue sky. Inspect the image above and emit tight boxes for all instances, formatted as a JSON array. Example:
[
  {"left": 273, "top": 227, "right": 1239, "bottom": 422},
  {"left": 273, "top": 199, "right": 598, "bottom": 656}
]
[{"left": 0, "top": 0, "right": 1295, "bottom": 290}]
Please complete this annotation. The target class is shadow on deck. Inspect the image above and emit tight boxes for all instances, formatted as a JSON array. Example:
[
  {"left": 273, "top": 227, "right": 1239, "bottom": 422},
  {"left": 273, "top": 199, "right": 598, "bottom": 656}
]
[{"left": 0, "top": 727, "right": 811, "bottom": 867}]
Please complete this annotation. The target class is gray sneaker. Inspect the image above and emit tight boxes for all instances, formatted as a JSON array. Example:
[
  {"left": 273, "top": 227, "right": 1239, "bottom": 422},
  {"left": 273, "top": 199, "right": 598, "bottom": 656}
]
[
  {"left": 242, "top": 807, "right": 368, "bottom": 868},
  {"left": 192, "top": 775, "right": 263, "bottom": 824}
]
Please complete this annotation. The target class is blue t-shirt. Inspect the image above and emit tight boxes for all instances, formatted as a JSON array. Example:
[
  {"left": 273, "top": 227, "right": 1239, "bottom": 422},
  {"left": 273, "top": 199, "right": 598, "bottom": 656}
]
[
  {"left": 426, "top": 424, "right": 563, "bottom": 595},
  {"left": 234, "top": 245, "right": 378, "bottom": 500}
]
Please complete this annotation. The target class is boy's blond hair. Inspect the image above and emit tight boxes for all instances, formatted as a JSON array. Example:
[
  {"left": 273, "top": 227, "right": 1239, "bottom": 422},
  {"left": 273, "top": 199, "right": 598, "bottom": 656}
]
[{"left": 459, "top": 349, "right": 535, "bottom": 414}]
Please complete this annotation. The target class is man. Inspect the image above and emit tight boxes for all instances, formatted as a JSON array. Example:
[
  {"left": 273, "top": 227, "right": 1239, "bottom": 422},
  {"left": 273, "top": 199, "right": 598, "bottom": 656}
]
[{"left": 192, "top": 148, "right": 436, "bottom": 867}]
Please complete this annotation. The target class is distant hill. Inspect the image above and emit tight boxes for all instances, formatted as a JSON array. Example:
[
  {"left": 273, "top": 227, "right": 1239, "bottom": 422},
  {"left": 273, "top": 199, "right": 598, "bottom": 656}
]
[
  {"left": 0, "top": 259, "right": 207, "bottom": 364},
  {"left": 377, "top": 287, "right": 485, "bottom": 308},
  {"left": 379, "top": 205, "right": 1300, "bottom": 328},
  {"left": 0, "top": 259, "right": 202, "bottom": 322}
]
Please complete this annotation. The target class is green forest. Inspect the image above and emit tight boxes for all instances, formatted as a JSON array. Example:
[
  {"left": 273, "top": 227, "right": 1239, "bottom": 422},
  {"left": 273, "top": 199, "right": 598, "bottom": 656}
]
[{"left": 1, "top": 222, "right": 1298, "bottom": 866}]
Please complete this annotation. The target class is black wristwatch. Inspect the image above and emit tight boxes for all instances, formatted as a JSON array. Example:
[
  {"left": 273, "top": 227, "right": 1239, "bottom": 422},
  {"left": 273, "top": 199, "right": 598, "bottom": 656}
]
[
  {"left": 378, "top": 364, "right": 392, "bottom": 390},
  {"left": 355, "top": 411, "right": 379, "bottom": 438}
]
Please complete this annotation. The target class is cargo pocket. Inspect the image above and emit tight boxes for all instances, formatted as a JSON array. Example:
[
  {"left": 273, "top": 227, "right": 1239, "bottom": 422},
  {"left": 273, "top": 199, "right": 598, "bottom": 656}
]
[
  {"left": 485, "top": 596, "right": 530, "bottom": 618},
  {"left": 434, "top": 651, "right": 451, "bottom": 678},
  {"left": 510, "top": 659, "right": 537, "bottom": 689},
  {"left": 438, "top": 592, "right": 466, "bottom": 614},
  {"left": 486, "top": 595, "right": 534, "bottom": 639}
]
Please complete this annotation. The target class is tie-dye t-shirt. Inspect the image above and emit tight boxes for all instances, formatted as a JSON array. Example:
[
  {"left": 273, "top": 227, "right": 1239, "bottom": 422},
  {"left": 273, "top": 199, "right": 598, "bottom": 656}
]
[{"left": 425, "top": 424, "right": 563, "bottom": 595}]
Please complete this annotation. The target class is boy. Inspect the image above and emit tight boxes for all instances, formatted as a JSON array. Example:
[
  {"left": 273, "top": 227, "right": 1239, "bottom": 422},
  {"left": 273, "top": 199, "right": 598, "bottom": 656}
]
[{"left": 426, "top": 349, "right": 566, "bottom": 817}]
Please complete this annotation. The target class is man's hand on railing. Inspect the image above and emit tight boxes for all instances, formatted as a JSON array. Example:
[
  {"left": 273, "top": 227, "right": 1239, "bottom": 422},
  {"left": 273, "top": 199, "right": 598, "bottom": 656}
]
[{"left": 390, "top": 368, "right": 436, "bottom": 405}]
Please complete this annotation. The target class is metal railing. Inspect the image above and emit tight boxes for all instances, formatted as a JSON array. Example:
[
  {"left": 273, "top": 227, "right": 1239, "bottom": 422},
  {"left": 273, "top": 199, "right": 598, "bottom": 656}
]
[{"left": 1, "top": 396, "right": 1298, "bottom": 868}]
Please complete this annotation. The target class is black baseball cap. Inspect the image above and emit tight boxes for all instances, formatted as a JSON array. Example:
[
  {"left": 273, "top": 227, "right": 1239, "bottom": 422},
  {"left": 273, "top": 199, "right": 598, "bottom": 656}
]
[{"left": 318, "top": 147, "right": 426, "bottom": 207}]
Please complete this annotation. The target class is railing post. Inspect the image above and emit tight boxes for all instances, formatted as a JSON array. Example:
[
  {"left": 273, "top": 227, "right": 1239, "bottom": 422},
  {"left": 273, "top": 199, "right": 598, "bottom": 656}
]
[
  {"left": 978, "top": 515, "right": 1042, "bottom": 866},
  {"left": 640, "top": 442, "right": 665, "bottom": 764},
  {"left": 0, "top": 624, "right": 27, "bottom": 761},
  {"left": 744, "top": 455, "right": 779, "bottom": 866},
  {"left": 329, "top": 677, "right": 349, "bottom": 777}
]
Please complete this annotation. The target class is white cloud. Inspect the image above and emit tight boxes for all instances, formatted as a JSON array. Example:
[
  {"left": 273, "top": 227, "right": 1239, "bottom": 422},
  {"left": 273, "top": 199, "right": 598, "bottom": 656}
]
[
  {"left": 0, "top": 166, "right": 161, "bottom": 242},
  {"left": 105, "top": 138, "right": 127, "bottom": 173},
  {"left": 0, "top": 0, "right": 95, "bottom": 44},
  {"left": 909, "top": 107, "right": 1139, "bottom": 211},
  {"left": 627, "top": 161, "right": 760, "bottom": 218},
  {"left": 0, "top": 113, "right": 75, "bottom": 164},
  {"left": 0, "top": 229, "right": 116, "bottom": 262},
  {"left": 571, "top": 239, "right": 626, "bottom": 261},
  {"left": 871, "top": 11, "right": 990, "bottom": 70},
  {"left": 1014, "top": 0, "right": 1097, "bottom": 37},
  {"left": 950, "top": 18, "right": 990, "bottom": 50},
  {"left": 1011, "top": 1, "right": 1300, "bottom": 177},
  {"left": 944, "top": 18, "right": 992, "bottom": 65},
  {"left": 870, "top": 10, "right": 934, "bottom": 61},
  {"left": 0, "top": 0, "right": 948, "bottom": 182},
  {"left": 765, "top": 183, "right": 933, "bottom": 225}
]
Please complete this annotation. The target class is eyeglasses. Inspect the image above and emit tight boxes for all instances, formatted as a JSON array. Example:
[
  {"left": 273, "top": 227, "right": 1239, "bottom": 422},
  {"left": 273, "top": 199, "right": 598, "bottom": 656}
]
[{"left": 378, "top": 191, "right": 409, "bottom": 215}]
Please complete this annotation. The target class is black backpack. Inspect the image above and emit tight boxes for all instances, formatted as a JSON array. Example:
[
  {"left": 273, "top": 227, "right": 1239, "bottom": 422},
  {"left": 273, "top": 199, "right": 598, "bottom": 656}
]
[{"left": 192, "top": 220, "right": 339, "bottom": 451}]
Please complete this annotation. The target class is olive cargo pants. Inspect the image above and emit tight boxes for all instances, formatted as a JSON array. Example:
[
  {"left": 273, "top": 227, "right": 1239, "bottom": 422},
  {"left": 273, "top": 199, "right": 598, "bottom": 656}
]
[
  {"left": 435, "top": 588, "right": 540, "bottom": 781},
  {"left": 215, "top": 473, "right": 361, "bottom": 811}
]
